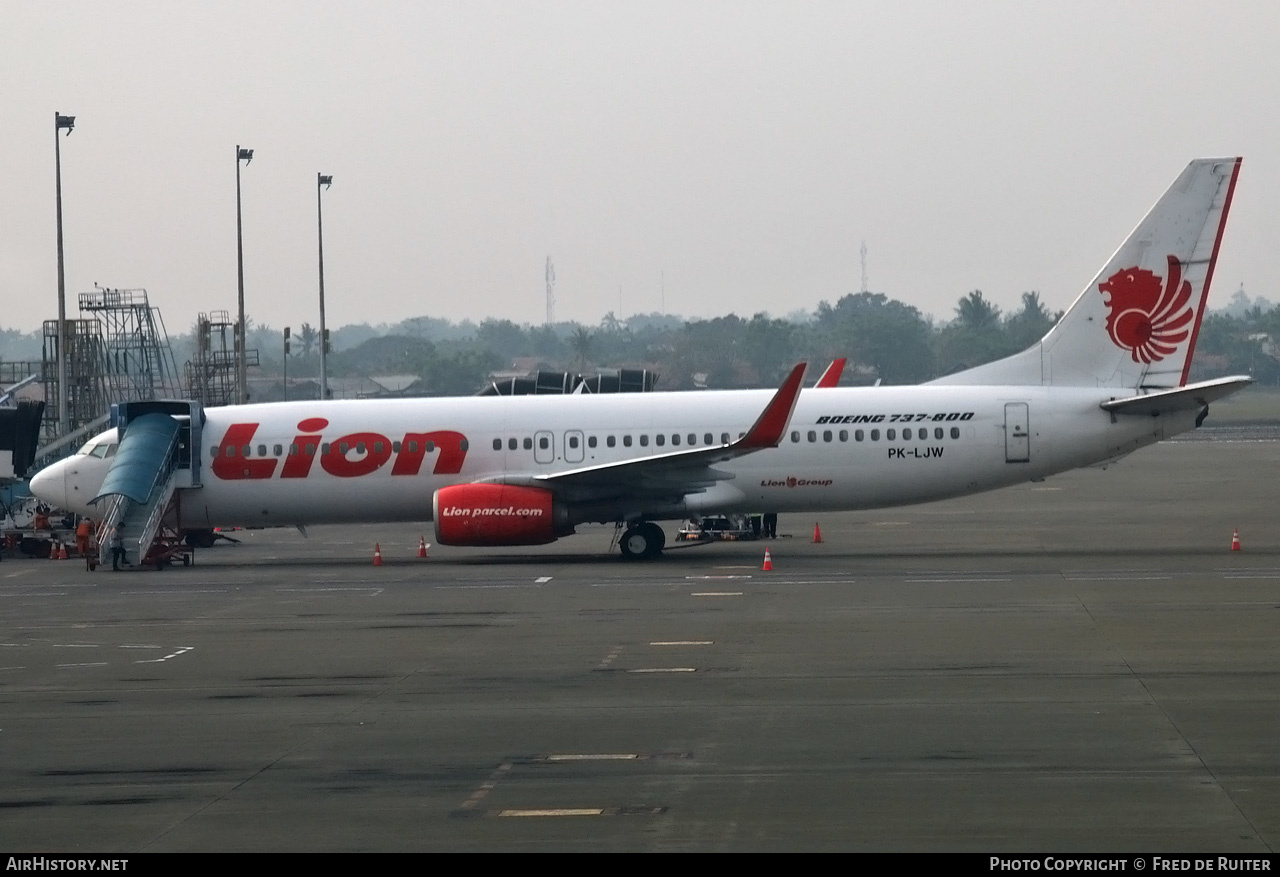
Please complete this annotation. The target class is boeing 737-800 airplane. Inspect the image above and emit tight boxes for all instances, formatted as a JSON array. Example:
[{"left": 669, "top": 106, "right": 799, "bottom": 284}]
[{"left": 30, "top": 158, "right": 1247, "bottom": 560}]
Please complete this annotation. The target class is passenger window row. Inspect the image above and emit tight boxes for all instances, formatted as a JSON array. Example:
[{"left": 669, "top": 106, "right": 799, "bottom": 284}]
[
  {"left": 211, "top": 439, "right": 453, "bottom": 458},
  {"left": 790, "top": 427, "right": 962, "bottom": 443},
  {"left": 490, "top": 432, "right": 742, "bottom": 452}
]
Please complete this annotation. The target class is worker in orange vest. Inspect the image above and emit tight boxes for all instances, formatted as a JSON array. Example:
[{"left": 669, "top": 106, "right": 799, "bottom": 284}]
[{"left": 76, "top": 517, "right": 94, "bottom": 558}]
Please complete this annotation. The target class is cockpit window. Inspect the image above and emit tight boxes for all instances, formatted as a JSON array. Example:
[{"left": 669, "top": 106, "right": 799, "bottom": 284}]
[{"left": 77, "top": 435, "right": 118, "bottom": 458}]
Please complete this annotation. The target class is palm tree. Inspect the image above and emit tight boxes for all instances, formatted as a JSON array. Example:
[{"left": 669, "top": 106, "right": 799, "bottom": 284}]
[
  {"left": 298, "top": 323, "right": 318, "bottom": 357},
  {"left": 955, "top": 290, "right": 1001, "bottom": 329},
  {"left": 569, "top": 325, "right": 593, "bottom": 372}
]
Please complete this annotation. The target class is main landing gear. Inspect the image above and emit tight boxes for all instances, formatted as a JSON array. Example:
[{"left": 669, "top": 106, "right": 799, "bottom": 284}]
[{"left": 619, "top": 521, "right": 666, "bottom": 560}]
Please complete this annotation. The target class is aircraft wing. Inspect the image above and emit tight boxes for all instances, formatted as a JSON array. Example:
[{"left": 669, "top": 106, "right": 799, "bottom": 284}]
[
  {"left": 484, "top": 363, "right": 808, "bottom": 505},
  {"left": 1100, "top": 375, "right": 1252, "bottom": 417}
]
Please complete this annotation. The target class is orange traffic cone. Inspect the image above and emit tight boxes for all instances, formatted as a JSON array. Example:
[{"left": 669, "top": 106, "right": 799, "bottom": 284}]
[
  {"left": 1231, "top": 529, "right": 1241, "bottom": 552},
  {"left": 49, "top": 542, "right": 59, "bottom": 560},
  {"left": 373, "top": 542, "right": 384, "bottom": 566},
  {"left": 58, "top": 543, "right": 69, "bottom": 560},
  {"left": 762, "top": 547, "right": 773, "bottom": 571},
  {"left": 417, "top": 536, "right": 428, "bottom": 558},
  {"left": 812, "top": 523, "right": 823, "bottom": 544}
]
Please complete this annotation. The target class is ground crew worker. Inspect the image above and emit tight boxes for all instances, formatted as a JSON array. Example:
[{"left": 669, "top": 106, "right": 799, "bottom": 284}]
[
  {"left": 76, "top": 517, "right": 93, "bottom": 558},
  {"left": 110, "top": 524, "right": 128, "bottom": 571}
]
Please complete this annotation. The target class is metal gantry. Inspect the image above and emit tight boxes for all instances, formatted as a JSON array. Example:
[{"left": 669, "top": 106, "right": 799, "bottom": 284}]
[{"left": 184, "top": 310, "right": 258, "bottom": 408}]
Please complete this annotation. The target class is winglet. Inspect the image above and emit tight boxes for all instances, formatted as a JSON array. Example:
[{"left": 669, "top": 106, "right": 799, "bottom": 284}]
[
  {"left": 814, "top": 358, "right": 846, "bottom": 388},
  {"left": 736, "top": 363, "right": 808, "bottom": 450}
]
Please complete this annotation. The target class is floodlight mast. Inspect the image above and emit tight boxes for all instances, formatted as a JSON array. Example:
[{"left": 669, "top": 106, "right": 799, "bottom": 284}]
[
  {"left": 54, "top": 112, "right": 76, "bottom": 435},
  {"left": 235, "top": 145, "right": 254, "bottom": 404}
]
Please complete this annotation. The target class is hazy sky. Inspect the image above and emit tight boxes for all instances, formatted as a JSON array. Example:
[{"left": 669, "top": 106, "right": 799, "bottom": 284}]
[{"left": 4, "top": 1, "right": 1277, "bottom": 336}]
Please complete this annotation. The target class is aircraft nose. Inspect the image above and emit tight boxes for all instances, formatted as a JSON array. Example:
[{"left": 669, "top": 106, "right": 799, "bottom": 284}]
[{"left": 28, "top": 462, "right": 69, "bottom": 510}]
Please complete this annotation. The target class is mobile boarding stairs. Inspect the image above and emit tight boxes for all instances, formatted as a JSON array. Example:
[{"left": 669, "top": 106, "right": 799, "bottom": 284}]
[{"left": 92, "top": 401, "right": 204, "bottom": 569}]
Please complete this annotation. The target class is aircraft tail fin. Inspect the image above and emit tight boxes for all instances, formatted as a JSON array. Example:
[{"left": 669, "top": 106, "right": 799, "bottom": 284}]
[{"left": 930, "top": 157, "right": 1241, "bottom": 389}]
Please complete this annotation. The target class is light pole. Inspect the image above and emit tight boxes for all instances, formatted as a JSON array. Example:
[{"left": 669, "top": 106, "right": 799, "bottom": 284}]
[
  {"left": 317, "top": 173, "right": 333, "bottom": 401},
  {"left": 282, "top": 327, "right": 290, "bottom": 402},
  {"left": 235, "top": 145, "right": 254, "bottom": 404},
  {"left": 54, "top": 111, "right": 75, "bottom": 436}
]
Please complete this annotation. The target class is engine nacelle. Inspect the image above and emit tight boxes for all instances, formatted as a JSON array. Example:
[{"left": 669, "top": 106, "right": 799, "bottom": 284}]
[{"left": 432, "top": 483, "right": 568, "bottom": 547}]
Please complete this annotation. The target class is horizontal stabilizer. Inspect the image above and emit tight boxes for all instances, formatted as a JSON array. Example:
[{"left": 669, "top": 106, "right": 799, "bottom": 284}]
[{"left": 1100, "top": 376, "right": 1252, "bottom": 417}]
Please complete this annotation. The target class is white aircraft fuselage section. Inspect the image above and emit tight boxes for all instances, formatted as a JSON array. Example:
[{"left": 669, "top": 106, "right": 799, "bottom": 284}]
[{"left": 114, "top": 383, "right": 1181, "bottom": 529}]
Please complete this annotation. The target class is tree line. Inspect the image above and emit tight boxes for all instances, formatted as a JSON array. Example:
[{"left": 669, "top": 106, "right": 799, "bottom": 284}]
[{"left": 1, "top": 287, "right": 1277, "bottom": 396}]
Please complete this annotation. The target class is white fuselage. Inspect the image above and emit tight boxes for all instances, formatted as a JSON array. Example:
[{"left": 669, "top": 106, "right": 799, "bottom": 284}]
[{"left": 41, "top": 384, "right": 1193, "bottom": 529}]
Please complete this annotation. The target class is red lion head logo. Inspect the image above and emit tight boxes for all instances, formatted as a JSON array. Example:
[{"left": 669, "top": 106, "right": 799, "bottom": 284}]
[{"left": 1098, "top": 255, "right": 1195, "bottom": 364}]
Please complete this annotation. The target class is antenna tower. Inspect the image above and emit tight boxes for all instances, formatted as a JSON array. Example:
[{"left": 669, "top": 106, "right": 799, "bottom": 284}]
[
  {"left": 860, "top": 240, "right": 868, "bottom": 293},
  {"left": 545, "top": 256, "right": 556, "bottom": 324}
]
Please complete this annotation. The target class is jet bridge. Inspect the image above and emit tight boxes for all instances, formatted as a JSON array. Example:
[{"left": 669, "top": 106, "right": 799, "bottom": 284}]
[{"left": 92, "top": 401, "right": 204, "bottom": 568}]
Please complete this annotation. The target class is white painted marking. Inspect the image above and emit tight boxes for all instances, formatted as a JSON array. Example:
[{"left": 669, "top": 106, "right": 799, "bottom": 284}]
[
  {"left": 52, "top": 643, "right": 100, "bottom": 649},
  {"left": 627, "top": 668, "right": 696, "bottom": 674},
  {"left": 1063, "top": 576, "right": 1172, "bottom": 582},
  {"left": 434, "top": 584, "right": 541, "bottom": 590},
  {"left": 499, "top": 809, "right": 605, "bottom": 817},
  {"left": 535, "top": 576, "right": 553, "bottom": 583},
  {"left": 122, "top": 589, "right": 228, "bottom": 595},
  {"left": 686, "top": 575, "right": 752, "bottom": 580},
  {"left": 651, "top": 641, "right": 714, "bottom": 646},
  {"left": 1222, "top": 574, "right": 1280, "bottom": 580},
  {"left": 905, "top": 578, "right": 1012, "bottom": 583},
  {"left": 119, "top": 645, "right": 162, "bottom": 650},
  {"left": 57, "top": 662, "right": 108, "bottom": 668},
  {"left": 590, "top": 582, "right": 677, "bottom": 588},
  {"left": 0, "top": 666, "right": 27, "bottom": 672},
  {"left": 690, "top": 592, "right": 743, "bottom": 597},
  {"left": 4, "top": 569, "right": 35, "bottom": 578},
  {"left": 546, "top": 754, "right": 639, "bottom": 762},
  {"left": 276, "top": 587, "right": 384, "bottom": 594},
  {"left": 136, "top": 646, "right": 193, "bottom": 664}
]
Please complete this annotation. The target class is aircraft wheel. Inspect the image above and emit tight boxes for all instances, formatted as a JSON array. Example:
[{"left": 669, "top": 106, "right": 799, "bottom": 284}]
[{"left": 619, "top": 522, "right": 665, "bottom": 560}]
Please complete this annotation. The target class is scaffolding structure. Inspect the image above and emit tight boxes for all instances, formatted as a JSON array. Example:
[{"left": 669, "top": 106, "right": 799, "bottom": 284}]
[
  {"left": 184, "top": 310, "right": 258, "bottom": 408},
  {"left": 77, "top": 287, "right": 182, "bottom": 405},
  {"left": 40, "top": 287, "right": 181, "bottom": 445},
  {"left": 40, "top": 318, "right": 108, "bottom": 442}
]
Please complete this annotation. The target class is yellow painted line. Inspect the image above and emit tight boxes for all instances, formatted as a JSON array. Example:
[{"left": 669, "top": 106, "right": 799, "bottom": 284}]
[
  {"left": 546, "top": 754, "right": 639, "bottom": 762},
  {"left": 650, "top": 641, "right": 713, "bottom": 646},
  {"left": 690, "top": 591, "right": 743, "bottom": 597},
  {"left": 499, "top": 809, "right": 605, "bottom": 818},
  {"left": 627, "top": 668, "right": 696, "bottom": 674}
]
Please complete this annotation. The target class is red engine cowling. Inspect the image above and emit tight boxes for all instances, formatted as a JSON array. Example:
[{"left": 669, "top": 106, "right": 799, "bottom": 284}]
[{"left": 433, "top": 484, "right": 562, "bottom": 546}]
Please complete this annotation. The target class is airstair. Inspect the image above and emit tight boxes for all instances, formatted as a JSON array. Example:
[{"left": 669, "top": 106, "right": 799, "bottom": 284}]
[{"left": 92, "top": 401, "right": 204, "bottom": 568}]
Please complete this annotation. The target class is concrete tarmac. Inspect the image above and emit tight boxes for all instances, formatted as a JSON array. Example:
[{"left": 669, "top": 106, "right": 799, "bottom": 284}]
[{"left": 2, "top": 438, "right": 1279, "bottom": 852}]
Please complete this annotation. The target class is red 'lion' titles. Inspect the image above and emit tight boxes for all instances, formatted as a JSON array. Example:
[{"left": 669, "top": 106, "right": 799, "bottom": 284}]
[{"left": 210, "top": 420, "right": 468, "bottom": 480}]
